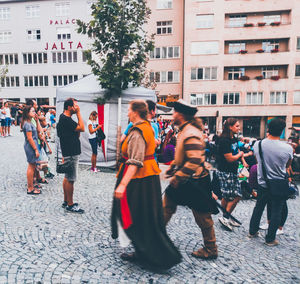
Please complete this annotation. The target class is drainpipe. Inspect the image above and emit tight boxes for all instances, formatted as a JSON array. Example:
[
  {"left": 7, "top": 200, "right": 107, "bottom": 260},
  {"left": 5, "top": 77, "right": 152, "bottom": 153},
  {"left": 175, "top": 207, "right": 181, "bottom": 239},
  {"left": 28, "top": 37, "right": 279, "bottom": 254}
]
[{"left": 181, "top": 0, "right": 185, "bottom": 100}]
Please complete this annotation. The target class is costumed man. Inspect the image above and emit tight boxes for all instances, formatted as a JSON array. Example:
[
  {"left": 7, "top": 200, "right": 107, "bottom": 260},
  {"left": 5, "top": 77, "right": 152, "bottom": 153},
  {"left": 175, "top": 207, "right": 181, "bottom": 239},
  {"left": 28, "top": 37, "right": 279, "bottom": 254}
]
[{"left": 163, "top": 99, "right": 219, "bottom": 260}]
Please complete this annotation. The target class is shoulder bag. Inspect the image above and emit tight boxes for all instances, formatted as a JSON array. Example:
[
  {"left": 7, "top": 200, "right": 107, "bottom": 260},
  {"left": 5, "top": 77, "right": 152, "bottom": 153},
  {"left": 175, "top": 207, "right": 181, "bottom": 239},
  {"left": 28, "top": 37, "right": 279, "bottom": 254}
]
[
  {"left": 258, "top": 140, "right": 290, "bottom": 199},
  {"left": 56, "top": 144, "right": 74, "bottom": 174}
]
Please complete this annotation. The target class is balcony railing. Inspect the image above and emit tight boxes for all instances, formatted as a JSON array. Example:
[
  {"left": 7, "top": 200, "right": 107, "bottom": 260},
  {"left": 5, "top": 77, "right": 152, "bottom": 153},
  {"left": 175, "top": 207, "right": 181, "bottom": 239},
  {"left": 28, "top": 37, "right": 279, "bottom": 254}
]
[
  {"left": 224, "top": 49, "right": 290, "bottom": 55},
  {"left": 225, "top": 21, "right": 291, "bottom": 28}
]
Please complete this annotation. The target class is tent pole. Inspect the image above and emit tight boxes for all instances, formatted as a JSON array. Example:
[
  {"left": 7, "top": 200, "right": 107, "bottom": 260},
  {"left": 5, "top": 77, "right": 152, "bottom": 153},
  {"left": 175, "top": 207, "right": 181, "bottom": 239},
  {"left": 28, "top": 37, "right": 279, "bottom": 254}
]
[{"left": 116, "top": 96, "right": 122, "bottom": 166}]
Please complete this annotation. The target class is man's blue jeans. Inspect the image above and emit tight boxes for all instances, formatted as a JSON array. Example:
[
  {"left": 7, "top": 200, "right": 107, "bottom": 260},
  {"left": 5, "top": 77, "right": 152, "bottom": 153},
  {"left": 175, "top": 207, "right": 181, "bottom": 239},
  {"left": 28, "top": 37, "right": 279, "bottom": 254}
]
[{"left": 249, "top": 185, "right": 287, "bottom": 242}]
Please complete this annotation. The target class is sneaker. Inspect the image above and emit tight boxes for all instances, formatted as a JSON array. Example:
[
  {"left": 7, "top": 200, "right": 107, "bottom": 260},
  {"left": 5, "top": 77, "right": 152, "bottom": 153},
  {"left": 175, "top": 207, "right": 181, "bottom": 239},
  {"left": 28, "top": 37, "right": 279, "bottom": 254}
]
[
  {"left": 229, "top": 219, "right": 241, "bottom": 227},
  {"left": 45, "top": 172, "right": 55, "bottom": 179},
  {"left": 218, "top": 217, "right": 233, "bottom": 231},
  {"left": 93, "top": 168, "right": 100, "bottom": 173},
  {"left": 90, "top": 167, "right": 94, "bottom": 172},
  {"left": 248, "top": 232, "right": 259, "bottom": 238},
  {"left": 264, "top": 240, "right": 279, "bottom": 246},
  {"left": 276, "top": 228, "right": 284, "bottom": 235},
  {"left": 62, "top": 202, "right": 77, "bottom": 208},
  {"left": 66, "top": 204, "right": 84, "bottom": 214},
  {"left": 259, "top": 223, "right": 269, "bottom": 230}
]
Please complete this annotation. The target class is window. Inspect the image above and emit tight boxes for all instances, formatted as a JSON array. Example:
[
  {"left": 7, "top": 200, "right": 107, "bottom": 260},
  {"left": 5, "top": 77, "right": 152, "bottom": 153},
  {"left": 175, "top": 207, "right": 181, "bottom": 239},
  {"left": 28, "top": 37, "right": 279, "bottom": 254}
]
[
  {"left": 55, "top": 2, "right": 70, "bottom": 16},
  {"left": 270, "top": 91, "right": 287, "bottom": 104},
  {"left": 296, "top": 65, "right": 300, "bottom": 77},
  {"left": 0, "top": 76, "right": 20, "bottom": 88},
  {"left": 262, "top": 67, "right": 279, "bottom": 79},
  {"left": 223, "top": 92, "right": 240, "bottom": 104},
  {"left": 191, "top": 67, "right": 217, "bottom": 80},
  {"left": 190, "top": 93, "right": 217, "bottom": 105},
  {"left": 52, "top": 51, "right": 77, "bottom": 63},
  {"left": 196, "top": 14, "right": 214, "bottom": 29},
  {"left": 157, "top": 0, "right": 172, "bottom": 9},
  {"left": 228, "top": 42, "right": 246, "bottom": 54},
  {"left": 25, "top": 5, "right": 40, "bottom": 18},
  {"left": 87, "top": 1, "right": 97, "bottom": 14},
  {"left": 297, "top": 37, "right": 300, "bottom": 50},
  {"left": 23, "top": 53, "right": 47, "bottom": 64},
  {"left": 150, "top": 46, "right": 180, "bottom": 59},
  {"left": 294, "top": 91, "right": 300, "bottom": 104},
  {"left": 0, "top": 7, "right": 10, "bottom": 20},
  {"left": 27, "top": 29, "right": 41, "bottom": 41},
  {"left": 191, "top": 41, "right": 219, "bottom": 55},
  {"left": 0, "top": 54, "right": 18, "bottom": 65},
  {"left": 263, "top": 14, "right": 281, "bottom": 25},
  {"left": 56, "top": 28, "right": 71, "bottom": 40},
  {"left": 262, "top": 40, "right": 279, "bottom": 52},
  {"left": 227, "top": 67, "right": 245, "bottom": 80},
  {"left": 150, "top": 71, "right": 179, "bottom": 83},
  {"left": 82, "top": 50, "right": 92, "bottom": 62},
  {"left": 228, "top": 15, "right": 247, "bottom": 27},
  {"left": 0, "top": 31, "right": 12, "bottom": 43},
  {"left": 24, "top": 76, "right": 48, "bottom": 87},
  {"left": 246, "top": 92, "right": 263, "bottom": 104},
  {"left": 53, "top": 75, "right": 78, "bottom": 86},
  {"left": 156, "top": 21, "right": 172, "bottom": 35}
]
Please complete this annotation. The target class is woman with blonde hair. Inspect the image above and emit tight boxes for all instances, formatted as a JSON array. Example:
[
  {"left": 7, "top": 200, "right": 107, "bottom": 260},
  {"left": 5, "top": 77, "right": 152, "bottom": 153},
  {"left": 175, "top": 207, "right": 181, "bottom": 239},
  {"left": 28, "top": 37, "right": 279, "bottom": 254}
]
[
  {"left": 87, "top": 111, "right": 103, "bottom": 172},
  {"left": 111, "top": 99, "right": 181, "bottom": 270}
]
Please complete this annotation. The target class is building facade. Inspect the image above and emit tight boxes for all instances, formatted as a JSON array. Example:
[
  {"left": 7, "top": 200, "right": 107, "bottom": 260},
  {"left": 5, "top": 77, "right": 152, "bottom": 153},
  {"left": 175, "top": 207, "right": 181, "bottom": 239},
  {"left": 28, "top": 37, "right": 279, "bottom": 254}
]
[
  {"left": 0, "top": 0, "right": 95, "bottom": 106},
  {"left": 147, "top": 0, "right": 300, "bottom": 137}
]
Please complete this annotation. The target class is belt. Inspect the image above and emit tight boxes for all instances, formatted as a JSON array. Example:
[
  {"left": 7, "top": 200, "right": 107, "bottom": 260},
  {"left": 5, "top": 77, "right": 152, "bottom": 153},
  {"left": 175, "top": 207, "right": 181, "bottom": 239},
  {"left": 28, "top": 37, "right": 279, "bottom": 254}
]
[{"left": 122, "top": 155, "right": 155, "bottom": 161}]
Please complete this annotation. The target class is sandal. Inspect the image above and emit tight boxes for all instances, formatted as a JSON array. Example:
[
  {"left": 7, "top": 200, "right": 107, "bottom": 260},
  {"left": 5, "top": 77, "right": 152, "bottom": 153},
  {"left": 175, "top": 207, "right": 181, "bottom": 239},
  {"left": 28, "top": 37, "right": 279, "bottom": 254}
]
[
  {"left": 34, "top": 184, "right": 42, "bottom": 189},
  {"left": 27, "top": 189, "right": 41, "bottom": 195},
  {"left": 38, "top": 178, "right": 48, "bottom": 184}
]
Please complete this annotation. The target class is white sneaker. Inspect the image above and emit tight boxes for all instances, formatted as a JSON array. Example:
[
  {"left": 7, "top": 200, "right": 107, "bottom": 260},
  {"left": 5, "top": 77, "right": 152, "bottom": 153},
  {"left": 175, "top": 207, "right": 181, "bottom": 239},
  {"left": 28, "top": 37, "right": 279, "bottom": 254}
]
[
  {"left": 93, "top": 168, "right": 100, "bottom": 173},
  {"left": 259, "top": 223, "right": 269, "bottom": 230},
  {"left": 276, "top": 228, "right": 284, "bottom": 235},
  {"left": 218, "top": 217, "right": 233, "bottom": 231},
  {"left": 229, "top": 219, "right": 241, "bottom": 227}
]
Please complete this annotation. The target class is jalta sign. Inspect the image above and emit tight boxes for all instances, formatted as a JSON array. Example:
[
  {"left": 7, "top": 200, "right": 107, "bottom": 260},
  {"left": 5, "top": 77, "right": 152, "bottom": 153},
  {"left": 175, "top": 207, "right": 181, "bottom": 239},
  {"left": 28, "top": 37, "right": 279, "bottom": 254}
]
[{"left": 45, "top": 41, "right": 83, "bottom": 50}]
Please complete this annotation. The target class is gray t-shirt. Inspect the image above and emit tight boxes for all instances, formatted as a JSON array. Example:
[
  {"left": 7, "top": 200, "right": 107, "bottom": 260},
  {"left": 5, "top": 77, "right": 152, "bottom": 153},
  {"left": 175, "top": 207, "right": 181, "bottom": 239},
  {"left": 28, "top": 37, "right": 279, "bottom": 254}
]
[{"left": 253, "top": 139, "right": 293, "bottom": 188}]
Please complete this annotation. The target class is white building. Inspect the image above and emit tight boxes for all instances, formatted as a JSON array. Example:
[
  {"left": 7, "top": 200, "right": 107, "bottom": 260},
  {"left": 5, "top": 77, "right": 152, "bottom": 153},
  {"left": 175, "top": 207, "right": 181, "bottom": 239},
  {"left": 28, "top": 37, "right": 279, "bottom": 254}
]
[{"left": 0, "top": 0, "right": 95, "bottom": 105}]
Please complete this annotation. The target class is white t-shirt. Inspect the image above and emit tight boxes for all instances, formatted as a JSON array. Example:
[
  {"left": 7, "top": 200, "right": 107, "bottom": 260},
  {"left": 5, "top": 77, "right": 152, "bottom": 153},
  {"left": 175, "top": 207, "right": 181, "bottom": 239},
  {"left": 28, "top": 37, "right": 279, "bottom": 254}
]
[
  {"left": 4, "top": 107, "right": 10, "bottom": 118},
  {"left": 0, "top": 109, "right": 5, "bottom": 120},
  {"left": 87, "top": 119, "right": 98, "bottom": 139},
  {"left": 45, "top": 112, "right": 51, "bottom": 124}
]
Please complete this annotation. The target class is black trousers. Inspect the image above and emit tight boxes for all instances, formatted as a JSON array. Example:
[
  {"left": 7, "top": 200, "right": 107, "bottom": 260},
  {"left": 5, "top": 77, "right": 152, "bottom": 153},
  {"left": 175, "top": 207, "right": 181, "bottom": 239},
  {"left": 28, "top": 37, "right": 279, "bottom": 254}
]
[{"left": 249, "top": 186, "right": 287, "bottom": 242}]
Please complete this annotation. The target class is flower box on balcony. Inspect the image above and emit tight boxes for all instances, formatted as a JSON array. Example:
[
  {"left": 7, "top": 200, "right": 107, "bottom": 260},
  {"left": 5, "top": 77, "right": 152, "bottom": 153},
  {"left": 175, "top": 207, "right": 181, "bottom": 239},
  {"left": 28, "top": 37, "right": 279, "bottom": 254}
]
[
  {"left": 244, "top": 23, "right": 254, "bottom": 27},
  {"left": 257, "top": 22, "right": 266, "bottom": 27},
  {"left": 256, "top": 49, "right": 265, "bottom": 53},
  {"left": 271, "top": 48, "right": 279, "bottom": 53},
  {"left": 239, "top": 75, "right": 250, "bottom": 81},
  {"left": 270, "top": 21, "right": 281, "bottom": 26},
  {"left": 239, "top": 50, "right": 248, "bottom": 54},
  {"left": 270, "top": 75, "right": 280, "bottom": 81},
  {"left": 255, "top": 75, "right": 264, "bottom": 80}
]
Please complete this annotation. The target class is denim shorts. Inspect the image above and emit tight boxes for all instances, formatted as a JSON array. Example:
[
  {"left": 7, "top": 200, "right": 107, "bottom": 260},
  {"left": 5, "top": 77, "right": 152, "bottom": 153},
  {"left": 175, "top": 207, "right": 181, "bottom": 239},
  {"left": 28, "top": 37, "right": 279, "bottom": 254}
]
[
  {"left": 1, "top": 119, "right": 5, "bottom": 127},
  {"left": 5, "top": 117, "right": 11, "bottom": 127},
  {"left": 89, "top": 137, "right": 98, "bottom": 155},
  {"left": 63, "top": 155, "right": 79, "bottom": 182}
]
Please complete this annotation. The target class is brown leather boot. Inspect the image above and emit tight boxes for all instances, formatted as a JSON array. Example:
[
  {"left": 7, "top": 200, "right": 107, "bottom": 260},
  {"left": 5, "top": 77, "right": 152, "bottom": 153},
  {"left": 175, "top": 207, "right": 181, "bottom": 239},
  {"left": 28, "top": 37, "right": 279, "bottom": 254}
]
[{"left": 192, "top": 246, "right": 218, "bottom": 259}]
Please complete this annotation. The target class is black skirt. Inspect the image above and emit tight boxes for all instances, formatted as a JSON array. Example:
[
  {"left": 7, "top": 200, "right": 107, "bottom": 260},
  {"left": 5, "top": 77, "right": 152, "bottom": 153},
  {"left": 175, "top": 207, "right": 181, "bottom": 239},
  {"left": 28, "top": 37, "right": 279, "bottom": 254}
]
[
  {"left": 165, "top": 175, "right": 219, "bottom": 214},
  {"left": 111, "top": 169, "right": 182, "bottom": 270}
]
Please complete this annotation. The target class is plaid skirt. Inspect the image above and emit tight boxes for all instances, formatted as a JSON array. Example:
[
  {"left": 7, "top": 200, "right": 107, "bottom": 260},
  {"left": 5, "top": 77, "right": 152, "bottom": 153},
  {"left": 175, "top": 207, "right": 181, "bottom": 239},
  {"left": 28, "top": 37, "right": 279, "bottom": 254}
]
[{"left": 215, "top": 170, "right": 242, "bottom": 201}]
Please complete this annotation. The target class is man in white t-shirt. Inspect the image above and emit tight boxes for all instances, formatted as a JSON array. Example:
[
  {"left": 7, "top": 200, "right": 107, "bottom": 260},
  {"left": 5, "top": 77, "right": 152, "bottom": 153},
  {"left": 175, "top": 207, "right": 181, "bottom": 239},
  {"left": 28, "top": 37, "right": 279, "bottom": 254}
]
[
  {"left": 3, "top": 102, "right": 12, "bottom": 136},
  {"left": 248, "top": 118, "right": 293, "bottom": 246}
]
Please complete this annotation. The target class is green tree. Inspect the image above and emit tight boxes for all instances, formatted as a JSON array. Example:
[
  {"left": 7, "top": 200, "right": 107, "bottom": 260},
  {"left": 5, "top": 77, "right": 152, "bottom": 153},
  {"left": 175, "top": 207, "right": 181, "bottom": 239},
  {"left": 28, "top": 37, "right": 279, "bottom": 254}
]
[
  {"left": 0, "top": 65, "right": 8, "bottom": 92},
  {"left": 77, "top": 0, "right": 154, "bottom": 103}
]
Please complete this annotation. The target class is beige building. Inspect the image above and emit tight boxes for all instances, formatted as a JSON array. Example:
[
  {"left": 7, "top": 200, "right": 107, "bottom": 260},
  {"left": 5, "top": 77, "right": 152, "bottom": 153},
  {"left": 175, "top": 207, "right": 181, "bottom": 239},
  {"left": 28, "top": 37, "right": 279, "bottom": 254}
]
[{"left": 146, "top": 0, "right": 300, "bottom": 138}]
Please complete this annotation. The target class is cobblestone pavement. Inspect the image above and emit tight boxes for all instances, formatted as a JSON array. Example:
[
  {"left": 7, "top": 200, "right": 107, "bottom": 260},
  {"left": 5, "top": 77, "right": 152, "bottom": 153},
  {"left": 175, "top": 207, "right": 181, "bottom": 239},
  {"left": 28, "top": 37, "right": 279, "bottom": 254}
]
[{"left": 0, "top": 126, "right": 299, "bottom": 284}]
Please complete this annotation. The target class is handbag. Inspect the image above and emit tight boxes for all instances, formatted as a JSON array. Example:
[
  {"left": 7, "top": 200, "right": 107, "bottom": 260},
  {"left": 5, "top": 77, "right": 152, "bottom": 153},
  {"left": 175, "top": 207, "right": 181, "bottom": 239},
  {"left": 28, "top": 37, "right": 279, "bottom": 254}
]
[
  {"left": 258, "top": 140, "right": 290, "bottom": 198},
  {"left": 56, "top": 145, "right": 74, "bottom": 174},
  {"left": 96, "top": 128, "right": 106, "bottom": 146}
]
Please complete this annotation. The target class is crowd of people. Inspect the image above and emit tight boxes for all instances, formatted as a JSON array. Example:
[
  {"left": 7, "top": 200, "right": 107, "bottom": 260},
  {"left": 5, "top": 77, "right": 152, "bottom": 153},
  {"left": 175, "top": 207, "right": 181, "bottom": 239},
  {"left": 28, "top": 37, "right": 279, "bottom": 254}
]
[{"left": 10, "top": 95, "right": 298, "bottom": 271}]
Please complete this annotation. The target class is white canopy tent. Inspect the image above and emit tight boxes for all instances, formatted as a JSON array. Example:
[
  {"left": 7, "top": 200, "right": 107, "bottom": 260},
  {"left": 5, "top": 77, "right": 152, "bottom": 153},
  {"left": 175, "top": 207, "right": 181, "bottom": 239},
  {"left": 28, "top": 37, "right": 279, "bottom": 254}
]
[{"left": 56, "top": 74, "right": 156, "bottom": 168}]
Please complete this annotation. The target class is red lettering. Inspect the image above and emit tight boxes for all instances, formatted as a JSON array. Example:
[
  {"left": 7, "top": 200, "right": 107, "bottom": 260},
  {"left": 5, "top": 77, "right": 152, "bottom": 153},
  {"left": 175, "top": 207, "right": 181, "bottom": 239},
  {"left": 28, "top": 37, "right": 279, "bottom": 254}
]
[
  {"left": 68, "top": 41, "right": 73, "bottom": 49},
  {"left": 72, "top": 19, "right": 76, "bottom": 24},
  {"left": 50, "top": 20, "right": 53, "bottom": 25},
  {"left": 77, "top": 42, "right": 83, "bottom": 49},
  {"left": 45, "top": 42, "right": 48, "bottom": 50},
  {"left": 55, "top": 20, "right": 59, "bottom": 25},
  {"left": 66, "top": 19, "right": 70, "bottom": 24},
  {"left": 61, "top": 42, "right": 65, "bottom": 50},
  {"left": 52, "top": 43, "right": 57, "bottom": 50}
]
